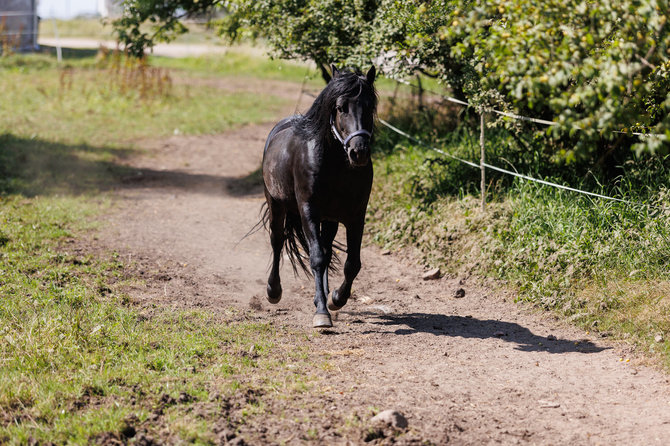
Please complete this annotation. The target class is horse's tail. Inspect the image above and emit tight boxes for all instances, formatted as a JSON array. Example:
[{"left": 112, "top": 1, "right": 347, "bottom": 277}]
[
  {"left": 260, "top": 203, "right": 341, "bottom": 277},
  {"left": 283, "top": 212, "right": 312, "bottom": 276}
]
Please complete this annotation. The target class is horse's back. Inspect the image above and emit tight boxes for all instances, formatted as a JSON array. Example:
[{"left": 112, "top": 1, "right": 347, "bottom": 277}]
[{"left": 263, "top": 117, "right": 298, "bottom": 154}]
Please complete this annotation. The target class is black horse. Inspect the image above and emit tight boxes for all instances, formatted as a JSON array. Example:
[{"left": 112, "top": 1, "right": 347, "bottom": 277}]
[{"left": 262, "top": 65, "right": 377, "bottom": 328}]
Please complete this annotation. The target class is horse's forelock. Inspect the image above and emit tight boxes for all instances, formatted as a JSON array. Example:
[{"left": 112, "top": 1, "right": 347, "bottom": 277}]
[{"left": 300, "top": 69, "right": 377, "bottom": 141}]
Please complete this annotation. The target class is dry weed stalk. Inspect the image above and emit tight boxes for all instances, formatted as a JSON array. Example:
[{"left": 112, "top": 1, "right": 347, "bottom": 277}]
[
  {"left": 0, "top": 17, "right": 22, "bottom": 56},
  {"left": 97, "top": 46, "right": 172, "bottom": 99}
]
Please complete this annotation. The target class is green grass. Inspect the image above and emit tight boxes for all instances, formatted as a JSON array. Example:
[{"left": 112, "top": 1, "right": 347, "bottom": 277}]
[
  {"left": 0, "top": 52, "right": 290, "bottom": 197},
  {"left": 39, "top": 18, "right": 115, "bottom": 40},
  {"left": 150, "top": 48, "right": 318, "bottom": 84},
  {"left": 0, "top": 50, "right": 321, "bottom": 443},
  {"left": 0, "top": 133, "right": 135, "bottom": 197},
  {"left": 0, "top": 54, "right": 288, "bottom": 146}
]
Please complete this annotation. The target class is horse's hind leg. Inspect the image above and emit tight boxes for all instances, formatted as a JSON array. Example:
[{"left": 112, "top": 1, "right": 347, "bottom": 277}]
[
  {"left": 266, "top": 197, "right": 285, "bottom": 304},
  {"left": 328, "top": 218, "right": 363, "bottom": 311}
]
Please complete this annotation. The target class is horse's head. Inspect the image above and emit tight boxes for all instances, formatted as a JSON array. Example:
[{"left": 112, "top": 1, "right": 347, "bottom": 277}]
[{"left": 330, "top": 65, "right": 377, "bottom": 167}]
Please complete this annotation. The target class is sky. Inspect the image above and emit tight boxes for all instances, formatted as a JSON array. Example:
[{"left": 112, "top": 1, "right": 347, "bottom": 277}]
[{"left": 37, "top": 0, "right": 100, "bottom": 19}]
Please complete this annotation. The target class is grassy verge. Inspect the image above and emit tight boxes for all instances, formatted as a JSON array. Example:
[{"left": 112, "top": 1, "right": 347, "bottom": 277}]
[
  {"left": 39, "top": 18, "right": 115, "bottom": 40},
  {"left": 39, "top": 18, "right": 223, "bottom": 45},
  {"left": 370, "top": 109, "right": 670, "bottom": 367},
  {"left": 1, "top": 51, "right": 290, "bottom": 198},
  {"left": 150, "top": 48, "right": 318, "bottom": 83},
  {"left": 0, "top": 50, "right": 327, "bottom": 443}
]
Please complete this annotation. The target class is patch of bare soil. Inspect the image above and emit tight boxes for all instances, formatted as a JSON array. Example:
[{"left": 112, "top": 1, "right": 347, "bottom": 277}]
[
  {"left": 171, "top": 76, "right": 317, "bottom": 104},
  {"left": 91, "top": 94, "right": 670, "bottom": 444}
]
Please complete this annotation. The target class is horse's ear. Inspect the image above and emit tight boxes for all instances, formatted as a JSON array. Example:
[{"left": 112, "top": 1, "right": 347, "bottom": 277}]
[
  {"left": 366, "top": 65, "right": 376, "bottom": 85},
  {"left": 331, "top": 64, "right": 340, "bottom": 79}
]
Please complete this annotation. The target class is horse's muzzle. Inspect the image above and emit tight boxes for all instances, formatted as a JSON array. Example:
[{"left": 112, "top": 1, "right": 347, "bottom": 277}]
[
  {"left": 348, "top": 144, "right": 370, "bottom": 167},
  {"left": 347, "top": 134, "right": 371, "bottom": 167}
]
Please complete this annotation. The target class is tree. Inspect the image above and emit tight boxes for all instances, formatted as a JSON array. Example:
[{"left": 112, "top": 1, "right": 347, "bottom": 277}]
[
  {"left": 113, "top": 0, "right": 669, "bottom": 160},
  {"left": 440, "top": 0, "right": 670, "bottom": 159},
  {"left": 364, "top": 0, "right": 670, "bottom": 161},
  {"left": 112, "top": 0, "right": 381, "bottom": 82},
  {"left": 111, "top": 0, "right": 221, "bottom": 58}
]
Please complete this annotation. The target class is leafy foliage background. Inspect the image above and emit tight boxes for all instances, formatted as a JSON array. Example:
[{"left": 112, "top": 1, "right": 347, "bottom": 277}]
[{"left": 113, "top": 0, "right": 670, "bottom": 165}]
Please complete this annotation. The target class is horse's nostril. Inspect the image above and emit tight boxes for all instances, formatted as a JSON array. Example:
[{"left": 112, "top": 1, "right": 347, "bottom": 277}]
[{"left": 349, "top": 148, "right": 369, "bottom": 166}]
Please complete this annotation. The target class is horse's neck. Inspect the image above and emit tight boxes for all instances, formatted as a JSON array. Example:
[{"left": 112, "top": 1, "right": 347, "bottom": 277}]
[{"left": 319, "top": 137, "right": 350, "bottom": 169}]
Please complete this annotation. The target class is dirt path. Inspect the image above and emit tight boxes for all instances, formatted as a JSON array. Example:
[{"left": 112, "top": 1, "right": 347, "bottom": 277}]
[{"left": 95, "top": 89, "right": 670, "bottom": 445}]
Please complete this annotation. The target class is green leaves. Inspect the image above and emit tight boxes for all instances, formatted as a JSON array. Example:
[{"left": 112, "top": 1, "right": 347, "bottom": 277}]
[
  {"left": 215, "top": 0, "right": 381, "bottom": 81},
  {"left": 112, "top": 0, "right": 222, "bottom": 58},
  {"left": 437, "top": 0, "right": 670, "bottom": 157},
  {"left": 113, "top": 0, "right": 670, "bottom": 160}
]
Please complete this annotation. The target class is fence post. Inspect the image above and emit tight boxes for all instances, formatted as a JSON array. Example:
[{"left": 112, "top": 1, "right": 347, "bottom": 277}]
[
  {"left": 53, "top": 18, "right": 62, "bottom": 64},
  {"left": 480, "top": 112, "right": 486, "bottom": 212}
]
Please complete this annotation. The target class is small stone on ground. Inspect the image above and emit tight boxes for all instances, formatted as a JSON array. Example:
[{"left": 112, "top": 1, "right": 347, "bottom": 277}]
[
  {"left": 371, "top": 410, "right": 408, "bottom": 429},
  {"left": 538, "top": 400, "right": 561, "bottom": 409},
  {"left": 422, "top": 268, "right": 441, "bottom": 280}
]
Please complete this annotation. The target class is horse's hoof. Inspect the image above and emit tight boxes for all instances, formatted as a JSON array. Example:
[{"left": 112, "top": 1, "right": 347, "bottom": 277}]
[
  {"left": 313, "top": 313, "right": 333, "bottom": 328},
  {"left": 266, "top": 284, "right": 282, "bottom": 304},
  {"left": 327, "top": 291, "right": 343, "bottom": 311}
]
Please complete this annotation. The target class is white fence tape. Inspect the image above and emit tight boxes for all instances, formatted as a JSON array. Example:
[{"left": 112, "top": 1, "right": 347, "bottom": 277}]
[
  {"left": 491, "top": 109, "right": 557, "bottom": 126},
  {"left": 377, "top": 118, "right": 663, "bottom": 210},
  {"left": 378, "top": 118, "right": 479, "bottom": 168}
]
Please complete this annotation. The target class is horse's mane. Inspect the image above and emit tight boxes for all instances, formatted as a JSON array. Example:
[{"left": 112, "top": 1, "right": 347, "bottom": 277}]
[{"left": 298, "top": 69, "right": 377, "bottom": 143}]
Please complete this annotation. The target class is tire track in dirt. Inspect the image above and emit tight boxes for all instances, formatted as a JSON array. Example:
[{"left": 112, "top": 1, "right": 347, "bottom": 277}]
[{"left": 97, "top": 100, "right": 670, "bottom": 444}]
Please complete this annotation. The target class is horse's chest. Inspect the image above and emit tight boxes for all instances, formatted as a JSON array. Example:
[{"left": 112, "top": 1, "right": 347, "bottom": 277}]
[{"left": 318, "top": 169, "right": 372, "bottom": 218}]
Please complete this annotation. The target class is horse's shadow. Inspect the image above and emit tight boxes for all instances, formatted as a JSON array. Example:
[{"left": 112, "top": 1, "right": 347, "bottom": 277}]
[{"left": 351, "top": 312, "right": 607, "bottom": 354}]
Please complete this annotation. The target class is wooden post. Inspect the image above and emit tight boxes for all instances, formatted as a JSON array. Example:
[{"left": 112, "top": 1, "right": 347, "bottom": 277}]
[{"left": 480, "top": 112, "right": 486, "bottom": 212}]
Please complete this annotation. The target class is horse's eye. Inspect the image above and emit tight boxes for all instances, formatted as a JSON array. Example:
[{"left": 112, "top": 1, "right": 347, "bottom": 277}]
[{"left": 337, "top": 103, "right": 348, "bottom": 114}]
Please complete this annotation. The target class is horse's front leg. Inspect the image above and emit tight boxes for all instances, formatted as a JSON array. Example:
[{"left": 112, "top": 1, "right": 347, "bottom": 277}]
[
  {"left": 300, "top": 206, "right": 332, "bottom": 328},
  {"left": 328, "top": 217, "right": 364, "bottom": 311},
  {"left": 320, "top": 221, "right": 339, "bottom": 296}
]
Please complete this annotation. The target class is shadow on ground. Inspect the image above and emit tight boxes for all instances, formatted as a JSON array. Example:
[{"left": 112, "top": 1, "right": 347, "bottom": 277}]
[
  {"left": 0, "top": 133, "right": 262, "bottom": 198},
  {"left": 39, "top": 45, "right": 100, "bottom": 60},
  {"left": 121, "top": 166, "right": 263, "bottom": 197},
  {"left": 0, "top": 133, "right": 136, "bottom": 196},
  {"left": 357, "top": 312, "right": 608, "bottom": 354}
]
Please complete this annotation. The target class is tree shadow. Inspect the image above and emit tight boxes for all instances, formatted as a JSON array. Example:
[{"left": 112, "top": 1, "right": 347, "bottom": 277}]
[
  {"left": 0, "top": 133, "right": 263, "bottom": 198},
  {"left": 0, "top": 133, "right": 136, "bottom": 196},
  {"left": 117, "top": 166, "right": 263, "bottom": 197},
  {"left": 38, "top": 45, "right": 100, "bottom": 60},
  {"left": 225, "top": 166, "right": 264, "bottom": 197},
  {"left": 356, "top": 312, "right": 608, "bottom": 354}
]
